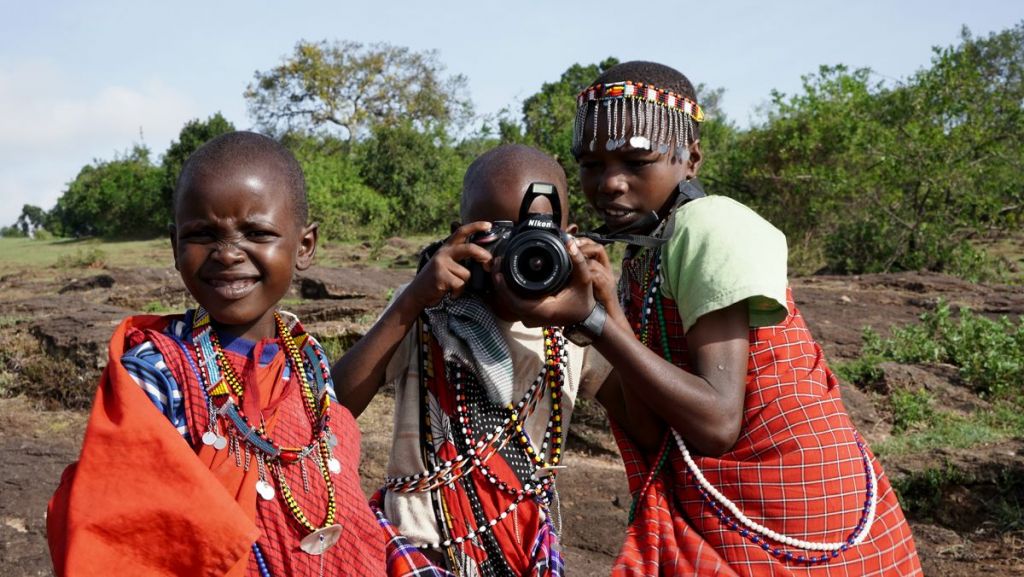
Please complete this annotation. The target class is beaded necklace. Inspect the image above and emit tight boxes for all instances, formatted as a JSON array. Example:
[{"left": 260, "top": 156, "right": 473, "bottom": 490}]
[
  {"left": 625, "top": 251, "right": 880, "bottom": 565},
  {"left": 190, "top": 307, "right": 343, "bottom": 555},
  {"left": 399, "top": 318, "right": 566, "bottom": 551}
]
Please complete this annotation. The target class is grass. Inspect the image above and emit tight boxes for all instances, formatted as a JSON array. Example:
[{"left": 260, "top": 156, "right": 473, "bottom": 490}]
[
  {"left": 873, "top": 402, "right": 1024, "bottom": 457},
  {"left": 0, "top": 237, "right": 171, "bottom": 274}
]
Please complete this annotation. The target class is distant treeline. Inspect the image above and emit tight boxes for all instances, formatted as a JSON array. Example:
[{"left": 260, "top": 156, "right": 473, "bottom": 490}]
[{"left": 6, "top": 25, "right": 1022, "bottom": 279}]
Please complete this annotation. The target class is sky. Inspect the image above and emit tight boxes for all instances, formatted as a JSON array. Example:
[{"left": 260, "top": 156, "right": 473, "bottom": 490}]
[{"left": 1, "top": 0, "right": 1020, "bottom": 229}]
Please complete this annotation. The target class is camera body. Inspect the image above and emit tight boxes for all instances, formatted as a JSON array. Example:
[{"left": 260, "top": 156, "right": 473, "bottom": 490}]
[{"left": 466, "top": 182, "right": 572, "bottom": 298}]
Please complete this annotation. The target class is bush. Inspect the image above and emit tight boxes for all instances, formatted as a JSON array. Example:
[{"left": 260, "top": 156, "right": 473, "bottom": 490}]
[
  {"left": 864, "top": 301, "right": 1024, "bottom": 398},
  {"left": 292, "top": 138, "right": 392, "bottom": 241},
  {"left": 56, "top": 247, "right": 108, "bottom": 269}
]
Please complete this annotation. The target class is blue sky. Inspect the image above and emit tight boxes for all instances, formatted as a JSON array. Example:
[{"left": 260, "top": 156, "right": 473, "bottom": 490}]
[{"left": 1, "top": 0, "right": 1020, "bottom": 229}]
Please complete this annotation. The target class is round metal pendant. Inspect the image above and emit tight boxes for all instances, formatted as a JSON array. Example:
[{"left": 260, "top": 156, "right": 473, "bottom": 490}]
[
  {"left": 201, "top": 431, "right": 218, "bottom": 446},
  {"left": 327, "top": 432, "right": 339, "bottom": 447},
  {"left": 629, "top": 136, "right": 651, "bottom": 150},
  {"left": 299, "top": 524, "right": 343, "bottom": 555},
  {"left": 213, "top": 435, "right": 228, "bottom": 451},
  {"left": 327, "top": 458, "right": 341, "bottom": 474},
  {"left": 256, "top": 479, "right": 275, "bottom": 501}
]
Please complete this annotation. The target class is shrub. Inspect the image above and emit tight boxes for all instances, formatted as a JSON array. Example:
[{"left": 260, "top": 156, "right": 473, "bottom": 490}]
[{"left": 865, "top": 301, "right": 1024, "bottom": 398}]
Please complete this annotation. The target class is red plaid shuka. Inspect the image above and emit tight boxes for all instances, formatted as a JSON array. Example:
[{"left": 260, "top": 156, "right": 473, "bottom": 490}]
[{"left": 613, "top": 273, "right": 922, "bottom": 576}]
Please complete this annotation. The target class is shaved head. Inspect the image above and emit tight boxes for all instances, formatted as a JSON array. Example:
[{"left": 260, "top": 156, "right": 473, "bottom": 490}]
[
  {"left": 174, "top": 131, "right": 308, "bottom": 225},
  {"left": 461, "top": 144, "right": 569, "bottom": 226}
]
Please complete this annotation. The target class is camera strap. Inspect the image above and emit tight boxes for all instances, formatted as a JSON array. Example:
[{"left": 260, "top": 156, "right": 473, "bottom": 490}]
[
  {"left": 580, "top": 179, "right": 706, "bottom": 248},
  {"left": 578, "top": 219, "right": 667, "bottom": 248}
]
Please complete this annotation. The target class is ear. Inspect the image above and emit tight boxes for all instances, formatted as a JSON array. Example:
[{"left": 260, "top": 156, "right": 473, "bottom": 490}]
[
  {"left": 565, "top": 223, "right": 580, "bottom": 235},
  {"left": 685, "top": 140, "right": 704, "bottom": 179},
  {"left": 295, "top": 222, "right": 319, "bottom": 271},
  {"left": 168, "top": 224, "right": 180, "bottom": 271}
]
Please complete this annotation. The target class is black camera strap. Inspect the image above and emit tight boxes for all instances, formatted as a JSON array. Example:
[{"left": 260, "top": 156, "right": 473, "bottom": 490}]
[
  {"left": 578, "top": 216, "right": 667, "bottom": 248},
  {"left": 580, "top": 179, "right": 706, "bottom": 248}
]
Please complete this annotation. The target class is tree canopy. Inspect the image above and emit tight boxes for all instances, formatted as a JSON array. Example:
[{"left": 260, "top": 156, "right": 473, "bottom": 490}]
[{"left": 245, "top": 40, "right": 473, "bottom": 142}]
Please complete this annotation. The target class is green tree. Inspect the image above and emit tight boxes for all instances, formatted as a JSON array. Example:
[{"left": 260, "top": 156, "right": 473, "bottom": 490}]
[
  {"left": 358, "top": 121, "right": 469, "bottom": 234},
  {"left": 715, "top": 23, "right": 1024, "bottom": 276},
  {"left": 284, "top": 134, "right": 390, "bottom": 241},
  {"left": 51, "top": 145, "right": 164, "bottom": 238},
  {"left": 245, "top": 40, "right": 473, "bottom": 142},
  {"left": 161, "top": 113, "right": 236, "bottom": 223},
  {"left": 15, "top": 204, "right": 47, "bottom": 236}
]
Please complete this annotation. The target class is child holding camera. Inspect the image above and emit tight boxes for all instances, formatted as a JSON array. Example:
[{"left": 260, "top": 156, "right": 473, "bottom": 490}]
[
  {"left": 331, "top": 144, "right": 609, "bottom": 576},
  {"left": 559, "top": 61, "right": 921, "bottom": 575}
]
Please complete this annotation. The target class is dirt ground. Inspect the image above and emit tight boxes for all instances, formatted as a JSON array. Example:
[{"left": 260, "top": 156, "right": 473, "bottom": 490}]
[{"left": 1, "top": 241, "right": 1023, "bottom": 576}]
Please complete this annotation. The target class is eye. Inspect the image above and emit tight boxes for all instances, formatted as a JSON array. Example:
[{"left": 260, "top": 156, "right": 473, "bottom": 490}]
[
  {"left": 245, "top": 229, "right": 278, "bottom": 241},
  {"left": 179, "top": 229, "right": 214, "bottom": 243},
  {"left": 625, "top": 155, "right": 657, "bottom": 169}
]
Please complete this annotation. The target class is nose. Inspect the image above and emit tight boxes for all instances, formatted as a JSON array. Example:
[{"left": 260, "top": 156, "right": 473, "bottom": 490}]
[
  {"left": 211, "top": 239, "right": 246, "bottom": 265},
  {"left": 597, "top": 165, "right": 628, "bottom": 197}
]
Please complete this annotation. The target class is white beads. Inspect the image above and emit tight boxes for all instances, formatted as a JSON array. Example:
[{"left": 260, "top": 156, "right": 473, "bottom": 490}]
[{"left": 671, "top": 428, "right": 878, "bottom": 552}]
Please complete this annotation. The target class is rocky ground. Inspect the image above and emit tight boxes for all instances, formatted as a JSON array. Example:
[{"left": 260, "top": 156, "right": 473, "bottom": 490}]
[{"left": 1, "top": 239, "right": 1022, "bottom": 576}]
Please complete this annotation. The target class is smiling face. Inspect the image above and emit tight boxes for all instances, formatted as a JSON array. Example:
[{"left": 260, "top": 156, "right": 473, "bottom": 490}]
[
  {"left": 171, "top": 159, "right": 316, "bottom": 341},
  {"left": 576, "top": 105, "right": 702, "bottom": 233}
]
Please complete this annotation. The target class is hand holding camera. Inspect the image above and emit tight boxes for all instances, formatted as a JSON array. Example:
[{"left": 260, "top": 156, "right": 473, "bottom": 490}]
[
  {"left": 408, "top": 220, "right": 494, "bottom": 309},
  {"left": 465, "top": 182, "right": 574, "bottom": 298}
]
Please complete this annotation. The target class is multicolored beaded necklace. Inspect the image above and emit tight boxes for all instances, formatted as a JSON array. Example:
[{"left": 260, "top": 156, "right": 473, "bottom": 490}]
[
  {"left": 397, "top": 318, "right": 566, "bottom": 551},
  {"left": 190, "top": 307, "right": 343, "bottom": 555},
  {"left": 624, "top": 248, "right": 879, "bottom": 565}
]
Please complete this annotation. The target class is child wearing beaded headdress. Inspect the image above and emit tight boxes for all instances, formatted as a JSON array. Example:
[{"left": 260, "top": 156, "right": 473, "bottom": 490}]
[
  {"left": 47, "top": 131, "right": 385, "bottom": 576},
  {"left": 504, "top": 61, "right": 923, "bottom": 575},
  {"left": 330, "top": 144, "right": 611, "bottom": 577}
]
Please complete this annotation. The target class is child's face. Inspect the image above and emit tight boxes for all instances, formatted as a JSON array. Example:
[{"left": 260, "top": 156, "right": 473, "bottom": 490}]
[
  {"left": 171, "top": 162, "right": 316, "bottom": 340},
  {"left": 577, "top": 106, "right": 702, "bottom": 232}
]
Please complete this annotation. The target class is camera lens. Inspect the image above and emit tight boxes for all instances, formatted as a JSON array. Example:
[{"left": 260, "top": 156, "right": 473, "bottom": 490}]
[
  {"left": 520, "top": 246, "right": 552, "bottom": 282},
  {"left": 503, "top": 231, "right": 571, "bottom": 297}
]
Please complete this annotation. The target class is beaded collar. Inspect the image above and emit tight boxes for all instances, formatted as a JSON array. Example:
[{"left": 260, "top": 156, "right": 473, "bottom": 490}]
[
  {"left": 393, "top": 318, "right": 568, "bottom": 551},
  {"left": 190, "top": 307, "right": 343, "bottom": 555}
]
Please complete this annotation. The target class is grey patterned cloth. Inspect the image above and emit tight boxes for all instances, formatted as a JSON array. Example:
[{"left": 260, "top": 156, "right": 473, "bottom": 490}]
[{"left": 424, "top": 294, "right": 514, "bottom": 406}]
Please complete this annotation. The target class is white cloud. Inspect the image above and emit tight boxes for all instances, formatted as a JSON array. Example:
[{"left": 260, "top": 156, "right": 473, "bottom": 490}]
[{"left": 0, "top": 59, "right": 198, "bottom": 227}]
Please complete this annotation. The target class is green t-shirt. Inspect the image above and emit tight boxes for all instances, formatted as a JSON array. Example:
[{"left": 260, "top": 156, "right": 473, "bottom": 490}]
[{"left": 660, "top": 195, "right": 789, "bottom": 331}]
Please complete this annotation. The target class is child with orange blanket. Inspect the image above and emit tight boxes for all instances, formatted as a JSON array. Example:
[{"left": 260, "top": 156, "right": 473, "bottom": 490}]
[{"left": 47, "top": 131, "right": 385, "bottom": 576}]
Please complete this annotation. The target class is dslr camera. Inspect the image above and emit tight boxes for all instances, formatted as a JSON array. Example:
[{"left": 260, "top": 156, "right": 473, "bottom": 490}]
[{"left": 466, "top": 182, "right": 572, "bottom": 298}]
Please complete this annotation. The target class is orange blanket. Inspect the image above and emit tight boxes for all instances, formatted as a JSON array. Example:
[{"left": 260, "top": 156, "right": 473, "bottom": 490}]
[{"left": 48, "top": 316, "right": 259, "bottom": 577}]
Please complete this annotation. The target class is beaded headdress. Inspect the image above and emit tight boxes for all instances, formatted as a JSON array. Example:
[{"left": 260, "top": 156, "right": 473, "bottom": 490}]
[{"left": 572, "top": 81, "right": 704, "bottom": 159}]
